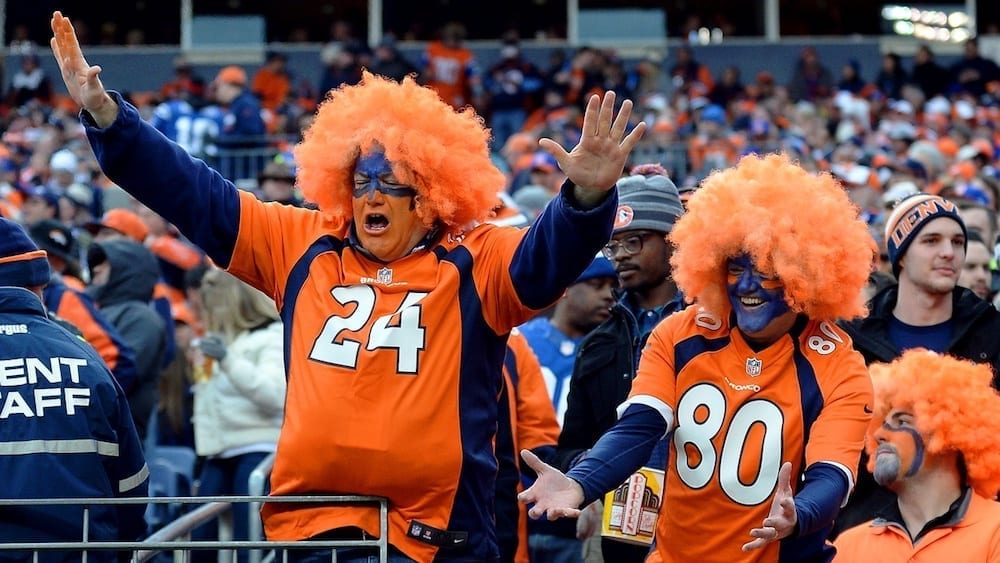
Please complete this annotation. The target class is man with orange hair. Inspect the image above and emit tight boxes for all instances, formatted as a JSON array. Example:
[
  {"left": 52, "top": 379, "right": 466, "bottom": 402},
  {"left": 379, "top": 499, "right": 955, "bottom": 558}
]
[
  {"left": 519, "top": 153, "right": 876, "bottom": 562},
  {"left": 833, "top": 350, "right": 1000, "bottom": 561},
  {"left": 51, "top": 11, "right": 645, "bottom": 561}
]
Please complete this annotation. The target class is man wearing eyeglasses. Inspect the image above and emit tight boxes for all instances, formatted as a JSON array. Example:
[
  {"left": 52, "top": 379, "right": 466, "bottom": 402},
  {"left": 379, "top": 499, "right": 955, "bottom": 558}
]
[{"left": 552, "top": 172, "right": 686, "bottom": 562}]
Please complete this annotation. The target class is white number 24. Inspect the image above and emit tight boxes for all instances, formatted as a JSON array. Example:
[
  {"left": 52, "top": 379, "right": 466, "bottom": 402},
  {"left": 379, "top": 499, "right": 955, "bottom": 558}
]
[{"left": 308, "top": 286, "right": 428, "bottom": 374}]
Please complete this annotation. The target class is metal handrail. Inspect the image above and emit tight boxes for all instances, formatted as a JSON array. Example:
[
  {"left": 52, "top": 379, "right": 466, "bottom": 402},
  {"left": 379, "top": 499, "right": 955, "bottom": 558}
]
[
  {"left": 0, "top": 494, "right": 390, "bottom": 562},
  {"left": 247, "top": 452, "right": 277, "bottom": 563}
]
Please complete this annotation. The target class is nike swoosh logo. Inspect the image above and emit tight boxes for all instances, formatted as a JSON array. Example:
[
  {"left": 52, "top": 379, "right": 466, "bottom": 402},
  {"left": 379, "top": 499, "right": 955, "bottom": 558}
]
[{"left": 863, "top": 404, "right": 873, "bottom": 414}]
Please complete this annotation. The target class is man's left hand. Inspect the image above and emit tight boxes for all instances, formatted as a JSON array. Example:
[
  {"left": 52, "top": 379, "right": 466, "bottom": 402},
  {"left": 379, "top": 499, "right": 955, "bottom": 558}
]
[{"left": 742, "top": 461, "right": 797, "bottom": 552}]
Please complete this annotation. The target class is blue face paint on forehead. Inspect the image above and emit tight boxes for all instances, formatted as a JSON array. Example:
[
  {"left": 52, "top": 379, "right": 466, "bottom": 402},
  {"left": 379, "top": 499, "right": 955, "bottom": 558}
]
[
  {"left": 726, "top": 253, "right": 790, "bottom": 335},
  {"left": 354, "top": 150, "right": 418, "bottom": 199}
]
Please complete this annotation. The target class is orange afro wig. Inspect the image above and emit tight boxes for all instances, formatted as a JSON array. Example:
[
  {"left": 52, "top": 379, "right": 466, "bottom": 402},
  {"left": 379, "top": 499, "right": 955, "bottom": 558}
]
[
  {"left": 294, "top": 71, "right": 506, "bottom": 231},
  {"left": 866, "top": 350, "right": 1000, "bottom": 498},
  {"left": 670, "top": 153, "right": 876, "bottom": 320}
]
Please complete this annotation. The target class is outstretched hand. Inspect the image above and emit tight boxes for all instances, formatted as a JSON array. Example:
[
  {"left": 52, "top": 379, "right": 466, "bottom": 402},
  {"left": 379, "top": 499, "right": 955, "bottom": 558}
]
[
  {"left": 517, "top": 449, "right": 585, "bottom": 520},
  {"left": 50, "top": 11, "right": 118, "bottom": 127},
  {"left": 540, "top": 91, "right": 646, "bottom": 205},
  {"left": 742, "top": 462, "right": 797, "bottom": 552}
]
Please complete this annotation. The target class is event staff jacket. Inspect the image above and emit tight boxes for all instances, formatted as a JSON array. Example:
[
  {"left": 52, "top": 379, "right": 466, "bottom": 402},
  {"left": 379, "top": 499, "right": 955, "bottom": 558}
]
[{"left": 0, "top": 286, "right": 148, "bottom": 558}]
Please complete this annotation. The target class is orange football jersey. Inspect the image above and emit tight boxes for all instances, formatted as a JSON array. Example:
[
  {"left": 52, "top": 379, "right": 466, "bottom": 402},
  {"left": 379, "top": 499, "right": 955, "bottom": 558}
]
[
  {"left": 627, "top": 307, "right": 872, "bottom": 563},
  {"left": 229, "top": 191, "right": 565, "bottom": 561}
]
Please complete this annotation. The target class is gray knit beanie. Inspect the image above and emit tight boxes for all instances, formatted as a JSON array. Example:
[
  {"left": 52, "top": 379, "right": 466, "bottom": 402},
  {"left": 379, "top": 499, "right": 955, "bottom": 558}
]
[{"left": 613, "top": 174, "right": 684, "bottom": 234}]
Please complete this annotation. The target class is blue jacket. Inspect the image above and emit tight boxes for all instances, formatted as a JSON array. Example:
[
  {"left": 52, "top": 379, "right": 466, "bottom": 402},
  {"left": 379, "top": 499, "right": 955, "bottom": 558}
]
[{"left": 0, "top": 287, "right": 148, "bottom": 561}]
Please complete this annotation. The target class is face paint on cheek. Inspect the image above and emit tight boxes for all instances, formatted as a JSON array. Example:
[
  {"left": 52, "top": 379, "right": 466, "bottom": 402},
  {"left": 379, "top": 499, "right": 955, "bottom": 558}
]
[
  {"left": 880, "top": 422, "right": 926, "bottom": 479},
  {"left": 726, "top": 254, "right": 790, "bottom": 334}
]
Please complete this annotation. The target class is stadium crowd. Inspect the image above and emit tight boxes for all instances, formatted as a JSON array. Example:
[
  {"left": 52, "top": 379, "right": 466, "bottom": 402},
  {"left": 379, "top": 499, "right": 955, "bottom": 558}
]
[{"left": 0, "top": 10, "right": 1000, "bottom": 562}]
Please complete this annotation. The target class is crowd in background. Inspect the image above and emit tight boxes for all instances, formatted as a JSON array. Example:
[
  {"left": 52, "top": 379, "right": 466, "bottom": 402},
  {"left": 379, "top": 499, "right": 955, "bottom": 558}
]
[{"left": 2, "top": 19, "right": 1000, "bottom": 560}]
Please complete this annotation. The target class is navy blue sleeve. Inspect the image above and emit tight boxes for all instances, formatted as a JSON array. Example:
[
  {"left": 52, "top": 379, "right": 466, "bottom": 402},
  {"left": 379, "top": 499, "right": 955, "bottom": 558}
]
[
  {"left": 566, "top": 404, "right": 666, "bottom": 506},
  {"left": 509, "top": 181, "right": 617, "bottom": 309},
  {"left": 83, "top": 91, "right": 242, "bottom": 268},
  {"left": 793, "top": 463, "right": 850, "bottom": 537}
]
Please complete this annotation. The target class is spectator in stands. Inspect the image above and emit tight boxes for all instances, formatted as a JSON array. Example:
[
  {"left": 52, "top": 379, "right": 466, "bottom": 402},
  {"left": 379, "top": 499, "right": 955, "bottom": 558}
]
[
  {"left": 150, "top": 303, "right": 196, "bottom": 450},
  {"left": 57, "top": 182, "right": 95, "bottom": 227},
  {"left": 957, "top": 201, "right": 998, "bottom": 250},
  {"left": 30, "top": 219, "right": 139, "bottom": 392},
  {"left": 20, "top": 185, "right": 60, "bottom": 226},
  {"left": 6, "top": 53, "right": 52, "bottom": 108},
  {"left": 213, "top": 65, "right": 266, "bottom": 147},
  {"left": 668, "top": 46, "right": 714, "bottom": 98},
  {"left": 959, "top": 231, "right": 993, "bottom": 301},
  {"left": 190, "top": 268, "right": 286, "bottom": 563},
  {"left": 52, "top": 10, "right": 644, "bottom": 560},
  {"left": 709, "top": 65, "right": 744, "bottom": 108},
  {"left": 159, "top": 56, "right": 205, "bottom": 105},
  {"left": 251, "top": 52, "right": 291, "bottom": 112},
  {"left": 874, "top": 53, "right": 908, "bottom": 100},
  {"left": 368, "top": 36, "right": 417, "bottom": 83},
  {"left": 0, "top": 217, "right": 148, "bottom": 561},
  {"left": 521, "top": 153, "right": 875, "bottom": 563},
  {"left": 950, "top": 38, "right": 1000, "bottom": 98},
  {"left": 911, "top": 44, "right": 950, "bottom": 99},
  {"left": 421, "top": 22, "right": 482, "bottom": 109},
  {"left": 318, "top": 43, "right": 362, "bottom": 99},
  {"left": 788, "top": 46, "right": 834, "bottom": 102},
  {"left": 86, "top": 239, "right": 168, "bottom": 439},
  {"left": 834, "top": 194, "right": 1000, "bottom": 537},
  {"left": 257, "top": 161, "right": 302, "bottom": 206},
  {"left": 837, "top": 59, "right": 866, "bottom": 94},
  {"left": 486, "top": 41, "right": 543, "bottom": 152},
  {"left": 833, "top": 351, "right": 1000, "bottom": 561}
]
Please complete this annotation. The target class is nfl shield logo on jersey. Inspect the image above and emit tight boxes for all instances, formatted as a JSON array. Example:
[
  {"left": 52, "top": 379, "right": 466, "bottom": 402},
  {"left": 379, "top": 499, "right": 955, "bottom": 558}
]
[
  {"left": 377, "top": 267, "right": 393, "bottom": 285},
  {"left": 745, "top": 357, "right": 763, "bottom": 377}
]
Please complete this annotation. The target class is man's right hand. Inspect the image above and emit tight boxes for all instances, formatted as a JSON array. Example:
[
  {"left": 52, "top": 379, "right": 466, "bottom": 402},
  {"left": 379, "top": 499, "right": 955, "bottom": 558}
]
[
  {"left": 50, "top": 11, "right": 118, "bottom": 128},
  {"left": 518, "top": 449, "right": 585, "bottom": 520}
]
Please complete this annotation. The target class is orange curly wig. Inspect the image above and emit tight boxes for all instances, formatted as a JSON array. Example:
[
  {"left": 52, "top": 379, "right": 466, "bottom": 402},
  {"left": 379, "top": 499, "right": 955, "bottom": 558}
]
[
  {"left": 670, "top": 153, "right": 876, "bottom": 320},
  {"left": 866, "top": 350, "right": 1000, "bottom": 498},
  {"left": 294, "top": 71, "right": 506, "bottom": 230}
]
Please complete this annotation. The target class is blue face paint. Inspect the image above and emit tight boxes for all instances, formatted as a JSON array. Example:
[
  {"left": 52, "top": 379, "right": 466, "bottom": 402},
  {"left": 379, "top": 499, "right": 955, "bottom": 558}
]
[
  {"left": 881, "top": 422, "right": 926, "bottom": 477},
  {"left": 353, "top": 150, "right": 418, "bottom": 199},
  {"left": 726, "top": 254, "right": 790, "bottom": 335}
]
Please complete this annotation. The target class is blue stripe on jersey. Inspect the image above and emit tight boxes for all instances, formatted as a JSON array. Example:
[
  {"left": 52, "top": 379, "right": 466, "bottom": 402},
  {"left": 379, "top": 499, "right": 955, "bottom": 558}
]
[
  {"left": 674, "top": 334, "right": 731, "bottom": 374},
  {"left": 280, "top": 236, "right": 345, "bottom": 379},
  {"left": 442, "top": 246, "right": 505, "bottom": 561},
  {"left": 495, "top": 347, "right": 520, "bottom": 561},
  {"left": 791, "top": 340, "right": 824, "bottom": 451}
]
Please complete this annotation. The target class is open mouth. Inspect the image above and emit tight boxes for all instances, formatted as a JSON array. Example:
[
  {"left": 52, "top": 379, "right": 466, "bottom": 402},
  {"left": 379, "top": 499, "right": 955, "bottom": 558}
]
[
  {"left": 739, "top": 296, "right": 766, "bottom": 307},
  {"left": 364, "top": 213, "right": 389, "bottom": 233}
]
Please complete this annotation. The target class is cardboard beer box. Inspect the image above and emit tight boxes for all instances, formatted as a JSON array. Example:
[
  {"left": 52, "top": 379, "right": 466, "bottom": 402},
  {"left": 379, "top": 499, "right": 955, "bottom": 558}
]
[{"left": 601, "top": 466, "right": 664, "bottom": 545}]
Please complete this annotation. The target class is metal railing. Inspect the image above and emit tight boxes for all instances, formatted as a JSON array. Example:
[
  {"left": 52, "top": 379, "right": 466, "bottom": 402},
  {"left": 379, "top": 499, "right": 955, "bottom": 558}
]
[{"left": 0, "top": 494, "right": 390, "bottom": 563}]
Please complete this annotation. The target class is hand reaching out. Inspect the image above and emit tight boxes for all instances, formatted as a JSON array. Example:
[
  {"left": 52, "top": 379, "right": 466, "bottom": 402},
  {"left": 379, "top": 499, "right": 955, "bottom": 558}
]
[
  {"left": 50, "top": 11, "right": 118, "bottom": 127},
  {"left": 517, "top": 449, "right": 585, "bottom": 520},
  {"left": 742, "top": 462, "right": 797, "bottom": 552},
  {"left": 540, "top": 91, "right": 646, "bottom": 205}
]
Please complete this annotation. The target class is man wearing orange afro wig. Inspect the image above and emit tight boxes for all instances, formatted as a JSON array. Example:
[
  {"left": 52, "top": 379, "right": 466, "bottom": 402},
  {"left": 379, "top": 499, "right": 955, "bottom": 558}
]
[
  {"left": 51, "top": 11, "right": 647, "bottom": 561},
  {"left": 834, "top": 350, "right": 1000, "bottom": 561},
  {"left": 520, "top": 153, "right": 876, "bottom": 562}
]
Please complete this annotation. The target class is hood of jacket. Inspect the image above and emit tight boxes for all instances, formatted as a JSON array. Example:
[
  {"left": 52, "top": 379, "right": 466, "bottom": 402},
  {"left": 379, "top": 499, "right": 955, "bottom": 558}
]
[{"left": 88, "top": 239, "right": 159, "bottom": 307}]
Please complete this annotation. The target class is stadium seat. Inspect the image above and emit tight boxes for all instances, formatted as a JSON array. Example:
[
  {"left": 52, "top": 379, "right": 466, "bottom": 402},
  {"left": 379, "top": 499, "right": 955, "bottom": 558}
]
[{"left": 144, "top": 445, "right": 198, "bottom": 535}]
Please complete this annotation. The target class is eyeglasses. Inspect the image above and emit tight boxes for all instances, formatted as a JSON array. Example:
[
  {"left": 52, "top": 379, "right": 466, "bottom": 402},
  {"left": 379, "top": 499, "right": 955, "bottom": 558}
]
[{"left": 602, "top": 232, "right": 656, "bottom": 259}]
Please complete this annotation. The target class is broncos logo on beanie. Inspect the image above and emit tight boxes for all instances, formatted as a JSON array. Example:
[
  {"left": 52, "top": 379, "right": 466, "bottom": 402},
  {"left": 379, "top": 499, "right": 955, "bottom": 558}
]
[{"left": 884, "top": 194, "right": 967, "bottom": 277}]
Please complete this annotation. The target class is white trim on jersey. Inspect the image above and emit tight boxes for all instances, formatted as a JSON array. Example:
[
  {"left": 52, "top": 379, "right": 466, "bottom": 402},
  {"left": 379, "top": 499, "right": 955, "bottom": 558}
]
[{"left": 616, "top": 394, "right": 675, "bottom": 437}]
